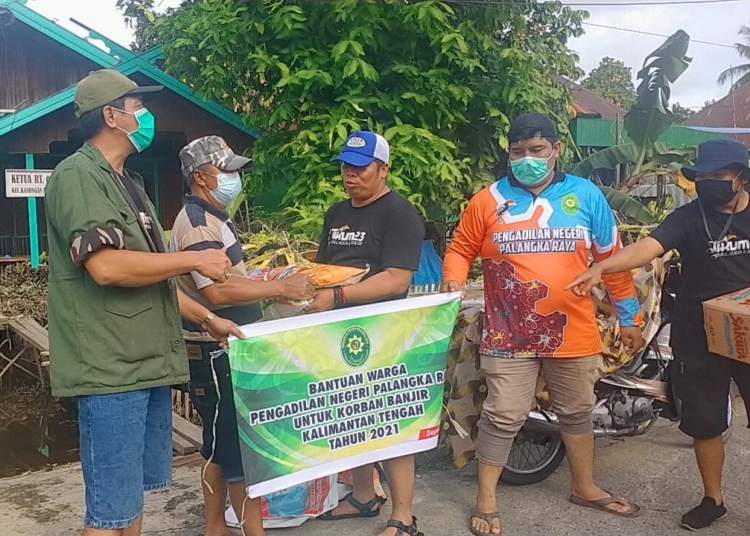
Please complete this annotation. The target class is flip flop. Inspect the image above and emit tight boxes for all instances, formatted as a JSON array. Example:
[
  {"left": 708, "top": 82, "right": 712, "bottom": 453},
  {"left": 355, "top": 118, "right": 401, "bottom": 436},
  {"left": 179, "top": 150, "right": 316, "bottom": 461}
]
[
  {"left": 469, "top": 510, "right": 502, "bottom": 536},
  {"left": 569, "top": 491, "right": 642, "bottom": 518},
  {"left": 318, "top": 493, "right": 385, "bottom": 520}
]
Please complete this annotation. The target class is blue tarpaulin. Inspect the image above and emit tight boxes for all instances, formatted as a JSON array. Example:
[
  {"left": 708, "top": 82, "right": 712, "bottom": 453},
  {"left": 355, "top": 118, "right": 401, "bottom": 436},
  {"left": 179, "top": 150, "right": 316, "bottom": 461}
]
[{"left": 411, "top": 240, "right": 443, "bottom": 286}]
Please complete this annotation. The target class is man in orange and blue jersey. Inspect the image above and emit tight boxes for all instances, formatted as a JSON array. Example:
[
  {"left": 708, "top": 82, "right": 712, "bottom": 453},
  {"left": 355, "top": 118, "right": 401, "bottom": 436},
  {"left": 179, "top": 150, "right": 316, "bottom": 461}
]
[{"left": 442, "top": 113, "right": 643, "bottom": 536}]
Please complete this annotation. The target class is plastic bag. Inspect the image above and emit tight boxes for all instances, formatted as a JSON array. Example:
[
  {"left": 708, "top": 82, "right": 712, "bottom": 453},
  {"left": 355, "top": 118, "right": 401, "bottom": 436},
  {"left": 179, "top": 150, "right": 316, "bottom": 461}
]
[
  {"left": 246, "top": 262, "right": 368, "bottom": 288},
  {"left": 225, "top": 475, "right": 338, "bottom": 530},
  {"left": 246, "top": 262, "right": 369, "bottom": 321}
]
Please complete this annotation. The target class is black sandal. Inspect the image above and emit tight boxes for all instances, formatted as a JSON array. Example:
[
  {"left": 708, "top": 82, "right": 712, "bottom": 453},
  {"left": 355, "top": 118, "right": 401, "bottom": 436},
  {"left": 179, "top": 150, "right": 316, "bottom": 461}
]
[
  {"left": 318, "top": 493, "right": 385, "bottom": 520},
  {"left": 386, "top": 516, "right": 424, "bottom": 536}
]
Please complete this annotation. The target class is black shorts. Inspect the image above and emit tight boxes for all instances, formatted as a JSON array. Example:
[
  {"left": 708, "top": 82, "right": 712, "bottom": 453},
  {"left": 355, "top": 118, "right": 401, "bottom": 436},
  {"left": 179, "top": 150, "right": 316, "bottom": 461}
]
[
  {"left": 673, "top": 350, "right": 750, "bottom": 439},
  {"left": 187, "top": 342, "right": 245, "bottom": 483}
]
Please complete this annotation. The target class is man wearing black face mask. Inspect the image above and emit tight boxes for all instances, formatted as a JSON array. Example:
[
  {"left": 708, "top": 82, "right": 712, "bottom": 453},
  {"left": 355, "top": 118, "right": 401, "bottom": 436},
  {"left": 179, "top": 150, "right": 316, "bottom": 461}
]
[{"left": 567, "top": 139, "right": 750, "bottom": 531}]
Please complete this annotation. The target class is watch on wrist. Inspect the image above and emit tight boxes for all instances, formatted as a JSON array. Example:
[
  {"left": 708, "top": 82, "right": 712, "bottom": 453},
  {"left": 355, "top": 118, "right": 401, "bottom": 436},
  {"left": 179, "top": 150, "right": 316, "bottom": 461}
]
[{"left": 200, "top": 311, "right": 216, "bottom": 330}]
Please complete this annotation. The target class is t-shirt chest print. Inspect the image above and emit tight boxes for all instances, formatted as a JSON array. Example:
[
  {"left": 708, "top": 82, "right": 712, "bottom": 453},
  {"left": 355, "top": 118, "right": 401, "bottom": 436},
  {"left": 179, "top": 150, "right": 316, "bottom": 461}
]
[
  {"left": 328, "top": 225, "right": 367, "bottom": 247},
  {"left": 707, "top": 232, "right": 750, "bottom": 259}
]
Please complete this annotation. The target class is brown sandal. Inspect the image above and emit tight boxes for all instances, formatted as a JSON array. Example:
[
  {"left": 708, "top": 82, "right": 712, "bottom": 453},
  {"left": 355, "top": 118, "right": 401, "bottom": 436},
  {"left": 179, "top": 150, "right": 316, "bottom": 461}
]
[
  {"left": 569, "top": 491, "right": 641, "bottom": 518},
  {"left": 469, "top": 511, "right": 501, "bottom": 536}
]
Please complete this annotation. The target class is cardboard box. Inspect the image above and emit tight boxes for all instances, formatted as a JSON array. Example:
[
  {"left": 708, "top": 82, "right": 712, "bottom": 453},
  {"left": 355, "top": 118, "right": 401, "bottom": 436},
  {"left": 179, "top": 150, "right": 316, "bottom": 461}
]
[{"left": 703, "top": 287, "right": 750, "bottom": 363}]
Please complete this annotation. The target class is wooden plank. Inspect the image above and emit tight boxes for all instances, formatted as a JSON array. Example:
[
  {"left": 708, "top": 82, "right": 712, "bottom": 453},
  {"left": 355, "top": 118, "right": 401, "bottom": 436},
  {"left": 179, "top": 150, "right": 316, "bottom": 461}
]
[
  {"left": 23, "top": 321, "right": 49, "bottom": 349},
  {"left": 172, "top": 412, "right": 203, "bottom": 447},
  {"left": 172, "top": 431, "right": 198, "bottom": 456},
  {"left": 173, "top": 452, "right": 203, "bottom": 467},
  {"left": 9, "top": 318, "right": 49, "bottom": 353}
]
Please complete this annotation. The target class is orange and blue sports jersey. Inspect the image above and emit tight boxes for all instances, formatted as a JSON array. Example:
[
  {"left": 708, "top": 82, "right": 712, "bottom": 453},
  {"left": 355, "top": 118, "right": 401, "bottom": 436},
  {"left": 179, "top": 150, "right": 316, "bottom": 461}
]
[{"left": 443, "top": 172, "right": 641, "bottom": 359}]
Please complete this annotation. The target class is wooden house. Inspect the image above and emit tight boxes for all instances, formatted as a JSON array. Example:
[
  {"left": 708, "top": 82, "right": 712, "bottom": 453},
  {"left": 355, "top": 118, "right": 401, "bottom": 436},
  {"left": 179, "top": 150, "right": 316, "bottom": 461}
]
[{"left": 0, "top": 0, "right": 259, "bottom": 257}]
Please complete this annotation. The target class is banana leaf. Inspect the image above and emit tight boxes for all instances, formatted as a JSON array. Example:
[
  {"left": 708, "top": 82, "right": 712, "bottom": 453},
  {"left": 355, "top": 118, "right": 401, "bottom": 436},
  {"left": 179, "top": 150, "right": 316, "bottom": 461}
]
[
  {"left": 645, "top": 146, "right": 696, "bottom": 171},
  {"left": 570, "top": 144, "right": 641, "bottom": 177},
  {"left": 624, "top": 30, "right": 692, "bottom": 148},
  {"left": 570, "top": 142, "right": 695, "bottom": 178},
  {"left": 599, "top": 186, "right": 657, "bottom": 225}
]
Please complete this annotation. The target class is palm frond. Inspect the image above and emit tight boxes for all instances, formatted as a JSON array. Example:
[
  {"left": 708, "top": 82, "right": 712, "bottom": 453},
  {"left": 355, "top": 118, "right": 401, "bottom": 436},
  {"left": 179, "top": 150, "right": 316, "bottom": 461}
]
[
  {"left": 735, "top": 42, "right": 750, "bottom": 59},
  {"left": 718, "top": 63, "right": 750, "bottom": 86},
  {"left": 732, "top": 71, "right": 750, "bottom": 91}
]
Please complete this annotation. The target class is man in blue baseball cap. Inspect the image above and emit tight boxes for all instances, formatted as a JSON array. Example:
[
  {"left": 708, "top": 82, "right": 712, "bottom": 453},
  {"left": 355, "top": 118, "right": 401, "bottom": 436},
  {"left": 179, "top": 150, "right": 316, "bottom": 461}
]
[
  {"left": 568, "top": 138, "right": 750, "bottom": 530},
  {"left": 307, "top": 130, "right": 426, "bottom": 536}
]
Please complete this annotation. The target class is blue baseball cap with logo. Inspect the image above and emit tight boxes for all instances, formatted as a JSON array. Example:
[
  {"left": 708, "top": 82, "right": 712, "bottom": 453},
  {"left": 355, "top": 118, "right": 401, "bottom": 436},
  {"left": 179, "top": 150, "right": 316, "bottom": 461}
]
[{"left": 332, "top": 130, "right": 390, "bottom": 167}]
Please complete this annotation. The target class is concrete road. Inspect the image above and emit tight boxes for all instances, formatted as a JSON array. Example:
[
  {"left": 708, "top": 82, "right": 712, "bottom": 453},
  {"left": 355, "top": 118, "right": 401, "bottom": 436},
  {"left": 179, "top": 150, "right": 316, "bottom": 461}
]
[{"left": 2, "top": 407, "right": 750, "bottom": 536}]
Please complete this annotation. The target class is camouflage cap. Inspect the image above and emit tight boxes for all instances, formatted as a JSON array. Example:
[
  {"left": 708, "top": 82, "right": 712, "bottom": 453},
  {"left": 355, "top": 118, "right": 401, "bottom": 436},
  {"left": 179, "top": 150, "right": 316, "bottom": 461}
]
[{"left": 179, "top": 136, "right": 251, "bottom": 179}]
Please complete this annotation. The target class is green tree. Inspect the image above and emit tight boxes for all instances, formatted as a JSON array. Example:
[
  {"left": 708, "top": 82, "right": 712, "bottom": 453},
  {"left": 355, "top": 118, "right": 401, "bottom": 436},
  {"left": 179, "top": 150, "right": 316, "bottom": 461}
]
[
  {"left": 115, "top": 0, "right": 193, "bottom": 52},
  {"left": 670, "top": 102, "right": 695, "bottom": 123},
  {"left": 154, "top": 0, "right": 586, "bottom": 238},
  {"left": 581, "top": 57, "right": 637, "bottom": 109},
  {"left": 718, "top": 24, "right": 750, "bottom": 90}
]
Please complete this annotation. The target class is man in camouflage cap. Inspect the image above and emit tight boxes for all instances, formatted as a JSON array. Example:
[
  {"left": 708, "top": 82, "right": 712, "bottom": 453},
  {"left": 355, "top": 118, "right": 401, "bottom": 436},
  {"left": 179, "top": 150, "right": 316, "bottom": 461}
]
[{"left": 170, "top": 136, "right": 314, "bottom": 536}]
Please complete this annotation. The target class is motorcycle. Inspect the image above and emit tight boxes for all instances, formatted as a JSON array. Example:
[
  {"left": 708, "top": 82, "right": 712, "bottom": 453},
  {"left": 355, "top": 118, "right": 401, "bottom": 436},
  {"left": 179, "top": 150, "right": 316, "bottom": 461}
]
[{"left": 501, "top": 256, "right": 737, "bottom": 486}]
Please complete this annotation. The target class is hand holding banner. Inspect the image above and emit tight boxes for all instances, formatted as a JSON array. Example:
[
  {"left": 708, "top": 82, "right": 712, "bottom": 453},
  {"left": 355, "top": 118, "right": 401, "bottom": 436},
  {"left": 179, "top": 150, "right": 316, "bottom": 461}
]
[{"left": 229, "top": 293, "right": 461, "bottom": 497}]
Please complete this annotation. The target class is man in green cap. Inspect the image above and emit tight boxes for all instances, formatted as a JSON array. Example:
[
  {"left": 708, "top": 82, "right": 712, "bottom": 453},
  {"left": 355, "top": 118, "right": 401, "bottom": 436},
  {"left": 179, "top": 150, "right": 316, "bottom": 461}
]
[{"left": 45, "top": 69, "right": 243, "bottom": 536}]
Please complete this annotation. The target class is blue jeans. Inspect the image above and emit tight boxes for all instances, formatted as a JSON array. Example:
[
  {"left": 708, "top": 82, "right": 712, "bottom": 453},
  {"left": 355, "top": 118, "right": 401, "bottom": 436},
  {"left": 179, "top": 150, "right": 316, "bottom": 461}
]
[{"left": 76, "top": 386, "right": 173, "bottom": 530}]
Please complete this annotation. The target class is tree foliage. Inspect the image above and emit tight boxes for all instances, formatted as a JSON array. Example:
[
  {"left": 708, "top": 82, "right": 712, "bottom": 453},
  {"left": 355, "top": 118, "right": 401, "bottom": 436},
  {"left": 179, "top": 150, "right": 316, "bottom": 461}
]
[
  {"left": 718, "top": 24, "right": 750, "bottom": 90},
  {"left": 153, "top": 0, "right": 586, "bottom": 238},
  {"left": 670, "top": 102, "right": 696, "bottom": 123},
  {"left": 581, "top": 57, "right": 637, "bottom": 109}
]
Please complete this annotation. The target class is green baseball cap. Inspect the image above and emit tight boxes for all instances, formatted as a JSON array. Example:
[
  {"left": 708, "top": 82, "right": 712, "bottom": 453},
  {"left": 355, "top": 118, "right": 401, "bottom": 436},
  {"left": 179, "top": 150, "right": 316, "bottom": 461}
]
[{"left": 74, "top": 69, "right": 163, "bottom": 118}]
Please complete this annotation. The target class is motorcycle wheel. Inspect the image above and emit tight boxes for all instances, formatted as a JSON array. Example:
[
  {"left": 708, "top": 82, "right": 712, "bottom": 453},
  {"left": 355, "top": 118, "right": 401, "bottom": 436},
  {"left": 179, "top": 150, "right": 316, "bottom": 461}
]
[{"left": 500, "top": 429, "right": 566, "bottom": 486}]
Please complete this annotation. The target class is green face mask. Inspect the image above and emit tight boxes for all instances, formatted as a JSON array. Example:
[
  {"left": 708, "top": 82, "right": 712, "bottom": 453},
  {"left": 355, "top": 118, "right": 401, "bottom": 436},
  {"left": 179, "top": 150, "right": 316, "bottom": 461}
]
[
  {"left": 113, "top": 108, "right": 156, "bottom": 153},
  {"left": 510, "top": 155, "right": 554, "bottom": 187}
]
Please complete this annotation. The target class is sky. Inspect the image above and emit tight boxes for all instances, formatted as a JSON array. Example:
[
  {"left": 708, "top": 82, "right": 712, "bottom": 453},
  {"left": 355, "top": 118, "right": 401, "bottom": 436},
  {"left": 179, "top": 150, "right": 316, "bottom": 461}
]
[{"left": 22, "top": 0, "right": 750, "bottom": 113}]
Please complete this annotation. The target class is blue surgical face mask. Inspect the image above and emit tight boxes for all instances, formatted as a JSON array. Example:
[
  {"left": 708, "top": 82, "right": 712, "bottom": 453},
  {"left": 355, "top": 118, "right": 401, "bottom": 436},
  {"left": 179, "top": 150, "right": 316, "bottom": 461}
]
[
  {"left": 205, "top": 171, "right": 242, "bottom": 207},
  {"left": 510, "top": 154, "right": 554, "bottom": 187}
]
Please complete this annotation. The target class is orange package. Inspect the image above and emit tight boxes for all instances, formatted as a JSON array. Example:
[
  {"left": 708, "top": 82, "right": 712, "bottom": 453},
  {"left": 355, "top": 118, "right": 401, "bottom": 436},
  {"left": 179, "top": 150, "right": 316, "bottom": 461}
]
[{"left": 246, "top": 262, "right": 368, "bottom": 288}]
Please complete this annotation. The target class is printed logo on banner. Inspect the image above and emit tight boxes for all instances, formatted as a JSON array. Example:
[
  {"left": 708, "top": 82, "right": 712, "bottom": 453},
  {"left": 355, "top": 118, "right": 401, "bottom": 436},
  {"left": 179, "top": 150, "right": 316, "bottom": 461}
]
[{"left": 340, "top": 326, "right": 371, "bottom": 368}]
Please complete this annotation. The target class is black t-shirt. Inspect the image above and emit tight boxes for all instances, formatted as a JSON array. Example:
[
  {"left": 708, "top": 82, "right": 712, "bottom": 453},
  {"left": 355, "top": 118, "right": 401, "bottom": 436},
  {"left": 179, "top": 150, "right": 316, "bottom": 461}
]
[
  {"left": 118, "top": 172, "right": 160, "bottom": 249},
  {"left": 316, "top": 192, "right": 425, "bottom": 301},
  {"left": 650, "top": 199, "right": 750, "bottom": 353}
]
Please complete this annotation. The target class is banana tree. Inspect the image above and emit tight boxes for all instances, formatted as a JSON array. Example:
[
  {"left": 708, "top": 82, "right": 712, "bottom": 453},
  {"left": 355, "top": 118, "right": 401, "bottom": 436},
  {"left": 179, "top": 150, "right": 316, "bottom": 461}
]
[
  {"left": 625, "top": 30, "right": 692, "bottom": 175},
  {"left": 572, "top": 30, "right": 693, "bottom": 180},
  {"left": 569, "top": 31, "right": 694, "bottom": 224}
]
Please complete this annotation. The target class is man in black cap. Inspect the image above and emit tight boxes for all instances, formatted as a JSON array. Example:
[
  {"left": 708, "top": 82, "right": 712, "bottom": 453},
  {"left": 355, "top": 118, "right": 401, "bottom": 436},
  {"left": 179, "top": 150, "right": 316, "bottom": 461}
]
[
  {"left": 443, "top": 113, "right": 643, "bottom": 536},
  {"left": 569, "top": 138, "right": 750, "bottom": 530}
]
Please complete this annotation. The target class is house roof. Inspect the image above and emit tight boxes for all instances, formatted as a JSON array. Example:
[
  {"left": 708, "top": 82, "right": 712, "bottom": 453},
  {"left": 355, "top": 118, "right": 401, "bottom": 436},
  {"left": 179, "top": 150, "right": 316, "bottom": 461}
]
[
  {"left": 0, "top": 0, "right": 260, "bottom": 139},
  {"left": 684, "top": 84, "right": 750, "bottom": 146},
  {"left": 555, "top": 76, "right": 627, "bottom": 120}
]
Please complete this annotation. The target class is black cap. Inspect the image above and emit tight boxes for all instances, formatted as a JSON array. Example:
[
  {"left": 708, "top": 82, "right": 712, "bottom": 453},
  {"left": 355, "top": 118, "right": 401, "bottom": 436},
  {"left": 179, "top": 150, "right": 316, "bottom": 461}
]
[
  {"left": 509, "top": 113, "right": 558, "bottom": 144},
  {"left": 681, "top": 139, "right": 750, "bottom": 181}
]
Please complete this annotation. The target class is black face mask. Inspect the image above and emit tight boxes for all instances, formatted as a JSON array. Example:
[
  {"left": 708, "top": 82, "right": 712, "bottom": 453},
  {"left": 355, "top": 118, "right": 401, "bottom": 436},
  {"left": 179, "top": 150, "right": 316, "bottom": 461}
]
[{"left": 696, "top": 178, "right": 738, "bottom": 207}]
